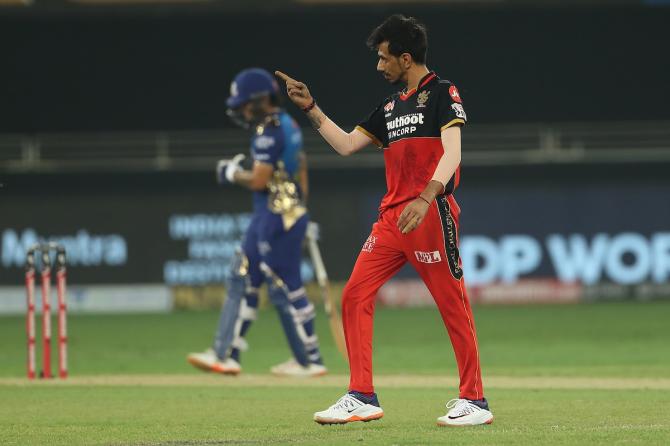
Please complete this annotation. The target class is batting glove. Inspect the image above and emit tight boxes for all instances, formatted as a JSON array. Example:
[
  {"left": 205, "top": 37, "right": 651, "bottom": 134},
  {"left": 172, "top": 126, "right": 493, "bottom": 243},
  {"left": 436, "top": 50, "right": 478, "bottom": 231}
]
[{"left": 216, "top": 154, "right": 246, "bottom": 184}]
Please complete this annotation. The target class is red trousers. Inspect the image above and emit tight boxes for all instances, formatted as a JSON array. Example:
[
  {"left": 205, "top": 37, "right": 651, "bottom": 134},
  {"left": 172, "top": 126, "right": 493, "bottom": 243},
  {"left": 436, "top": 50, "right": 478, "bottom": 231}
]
[{"left": 342, "top": 194, "right": 484, "bottom": 400}]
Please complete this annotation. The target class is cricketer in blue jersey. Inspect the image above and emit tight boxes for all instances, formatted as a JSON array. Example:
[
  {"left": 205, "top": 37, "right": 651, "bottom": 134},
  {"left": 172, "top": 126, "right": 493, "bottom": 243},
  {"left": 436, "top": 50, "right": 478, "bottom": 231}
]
[{"left": 187, "top": 68, "right": 327, "bottom": 377}]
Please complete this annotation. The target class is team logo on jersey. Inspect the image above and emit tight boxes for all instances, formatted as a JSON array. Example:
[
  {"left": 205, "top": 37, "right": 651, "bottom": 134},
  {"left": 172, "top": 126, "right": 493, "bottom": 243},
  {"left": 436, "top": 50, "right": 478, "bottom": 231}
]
[
  {"left": 451, "top": 103, "right": 467, "bottom": 120},
  {"left": 414, "top": 251, "right": 442, "bottom": 264},
  {"left": 254, "top": 135, "right": 276, "bottom": 149},
  {"left": 258, "top": 241, "right": 272, "bottom": 256},
  {"left": 449, "top": 85, "right": 462, "bottom": 103},
  {"left": 362, "top": 235, "right": 377, "bottom": 253},
  {"left": 384, "top": 100, "right": 395, "bottom": 112},
  {"left": 416, "top": 90, "right": 431, "bottom": 108}
]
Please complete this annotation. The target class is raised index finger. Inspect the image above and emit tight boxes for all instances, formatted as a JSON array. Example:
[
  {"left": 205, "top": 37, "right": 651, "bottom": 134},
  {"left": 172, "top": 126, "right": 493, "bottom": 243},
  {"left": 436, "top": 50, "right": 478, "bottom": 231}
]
[{"left": 274, "top": 71, "right": 296, "bottom": 83}]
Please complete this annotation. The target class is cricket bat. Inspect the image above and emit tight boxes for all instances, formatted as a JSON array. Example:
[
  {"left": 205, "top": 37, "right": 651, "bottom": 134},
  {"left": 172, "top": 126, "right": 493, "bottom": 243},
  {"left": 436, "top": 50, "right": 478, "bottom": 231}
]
[{"left": 306, "top": 222, "right": 348, "bottom": 361}]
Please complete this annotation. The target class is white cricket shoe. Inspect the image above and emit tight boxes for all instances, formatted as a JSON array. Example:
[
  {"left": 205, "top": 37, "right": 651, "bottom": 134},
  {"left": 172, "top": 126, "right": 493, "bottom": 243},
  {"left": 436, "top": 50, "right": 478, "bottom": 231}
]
[
  {"left": 270, "top": 358, "right": 327, "bottom": 377},
  {"left": 314, "top": 393, "right": 384, "bottom": 425},
  {"left": 437, "top": 398, "right": 494, "bottom": 426},
  {"left": 187, "top": 348, "right": 241, "bottom": 375}
]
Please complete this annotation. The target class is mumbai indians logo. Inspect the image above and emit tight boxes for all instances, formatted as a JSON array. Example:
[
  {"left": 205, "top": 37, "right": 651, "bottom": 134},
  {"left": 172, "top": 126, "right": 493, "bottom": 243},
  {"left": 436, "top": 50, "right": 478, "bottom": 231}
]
[{"left": 362, "top": 235, "right": 377, "bottom": 253}]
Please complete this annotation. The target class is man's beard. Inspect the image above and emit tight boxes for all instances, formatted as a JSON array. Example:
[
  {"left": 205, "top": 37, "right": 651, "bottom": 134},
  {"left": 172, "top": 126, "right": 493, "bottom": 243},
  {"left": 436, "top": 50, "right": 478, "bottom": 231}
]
[{"left": 382, "top": 71, "right": 403, "bottom": 86}]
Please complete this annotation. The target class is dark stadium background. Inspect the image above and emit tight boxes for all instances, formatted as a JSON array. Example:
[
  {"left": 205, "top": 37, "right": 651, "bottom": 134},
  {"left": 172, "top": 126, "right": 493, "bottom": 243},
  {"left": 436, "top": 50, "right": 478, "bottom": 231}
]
[{"left": 1, "top": 5, "right": 668, "bottom": 132}]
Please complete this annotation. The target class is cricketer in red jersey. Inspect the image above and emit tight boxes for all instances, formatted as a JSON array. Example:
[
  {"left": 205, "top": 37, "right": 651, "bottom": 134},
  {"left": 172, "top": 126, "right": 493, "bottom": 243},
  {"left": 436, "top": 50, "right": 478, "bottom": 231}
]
[{"left": 276, "top": 14, "right": 493, "bottom": 427}]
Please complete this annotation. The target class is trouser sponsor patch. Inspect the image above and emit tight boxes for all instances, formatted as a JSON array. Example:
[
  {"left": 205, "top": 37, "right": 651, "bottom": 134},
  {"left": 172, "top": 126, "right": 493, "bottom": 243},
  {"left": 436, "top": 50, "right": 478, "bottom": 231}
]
[
  {"left": 362, "top": 235, "right": 377, "bottom": 253},
  {"left": 414, "top": 250, "right": 442, "bottom": 264}
]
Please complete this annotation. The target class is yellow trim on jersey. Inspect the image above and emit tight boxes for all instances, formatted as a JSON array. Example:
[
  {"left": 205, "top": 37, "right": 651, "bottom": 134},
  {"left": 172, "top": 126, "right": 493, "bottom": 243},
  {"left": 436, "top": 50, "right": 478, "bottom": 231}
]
[
  {"left": 355, "top": 125, "right": 383, "bottom": 148},
  {"left": 440, "top": 118, "right": 466, "bottom": 132}
]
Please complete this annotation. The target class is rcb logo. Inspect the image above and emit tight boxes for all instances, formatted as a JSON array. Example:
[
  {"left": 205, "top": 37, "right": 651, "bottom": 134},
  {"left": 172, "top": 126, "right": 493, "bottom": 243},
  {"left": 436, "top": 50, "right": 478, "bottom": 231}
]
[{"left": 417, "top": 90, "right": 430, "bottom": 108}]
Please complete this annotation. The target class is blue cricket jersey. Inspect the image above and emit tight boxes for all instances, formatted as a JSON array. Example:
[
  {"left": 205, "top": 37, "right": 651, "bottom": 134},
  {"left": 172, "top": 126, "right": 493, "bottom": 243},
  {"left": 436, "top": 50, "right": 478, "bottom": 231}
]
[{"left": 250, "top": 111, "right": 304, "bottom": 214}]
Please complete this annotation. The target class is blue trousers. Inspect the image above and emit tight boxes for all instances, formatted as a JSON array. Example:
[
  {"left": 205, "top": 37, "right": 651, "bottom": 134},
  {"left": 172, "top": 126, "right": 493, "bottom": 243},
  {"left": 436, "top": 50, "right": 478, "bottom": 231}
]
[{"left": 243, "top": 211, "right": 308, "bottom": 291}]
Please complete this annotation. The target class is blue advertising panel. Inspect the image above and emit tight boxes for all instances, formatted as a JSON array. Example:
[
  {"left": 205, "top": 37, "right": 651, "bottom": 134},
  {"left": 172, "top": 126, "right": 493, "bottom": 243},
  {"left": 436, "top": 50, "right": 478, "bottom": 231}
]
[{"left": 1, "top": 170, "right": 669, "bottom": 305}]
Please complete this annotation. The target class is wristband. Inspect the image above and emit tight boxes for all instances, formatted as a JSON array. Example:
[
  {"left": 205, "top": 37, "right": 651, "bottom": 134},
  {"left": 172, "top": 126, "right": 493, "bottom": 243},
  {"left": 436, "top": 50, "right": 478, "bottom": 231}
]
[
  {"left": 418, "top": 195, "right": 431, "bottom": 205},
  {"left": 302, "top": 99, "right": 316, "bottom": 113}
]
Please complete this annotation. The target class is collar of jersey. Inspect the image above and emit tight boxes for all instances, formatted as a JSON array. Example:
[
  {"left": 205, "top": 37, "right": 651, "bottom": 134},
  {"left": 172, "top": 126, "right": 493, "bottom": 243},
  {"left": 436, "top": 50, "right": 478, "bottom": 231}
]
[{"left": 399, "top": 71, "right": 438, "bottom": 101}]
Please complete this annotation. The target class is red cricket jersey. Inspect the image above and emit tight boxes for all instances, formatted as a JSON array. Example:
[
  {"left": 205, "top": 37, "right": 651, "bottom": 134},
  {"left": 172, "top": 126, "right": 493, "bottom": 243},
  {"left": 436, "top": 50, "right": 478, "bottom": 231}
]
[{"left": 356, "top": 72, "right": 467, "bottom": 211}]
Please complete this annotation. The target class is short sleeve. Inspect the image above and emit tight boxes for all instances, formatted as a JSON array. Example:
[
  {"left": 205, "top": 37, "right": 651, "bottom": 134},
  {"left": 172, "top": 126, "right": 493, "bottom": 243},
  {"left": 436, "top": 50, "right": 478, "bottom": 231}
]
[
  {"left": 438, "top": 83, "right": 467, "bottom": 132},
  {"left": 355, "top": 101, "right": 388, "bottom": 148},
  {"left": 251, "top": 127, "right": 282, "bottom": 165}
]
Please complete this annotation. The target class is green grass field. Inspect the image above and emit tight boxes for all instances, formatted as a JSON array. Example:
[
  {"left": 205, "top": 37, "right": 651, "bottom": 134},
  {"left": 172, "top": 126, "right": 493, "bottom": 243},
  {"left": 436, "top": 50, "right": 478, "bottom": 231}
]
[{"left": 1, "top": 302, "right": 669, "bottom": 445}]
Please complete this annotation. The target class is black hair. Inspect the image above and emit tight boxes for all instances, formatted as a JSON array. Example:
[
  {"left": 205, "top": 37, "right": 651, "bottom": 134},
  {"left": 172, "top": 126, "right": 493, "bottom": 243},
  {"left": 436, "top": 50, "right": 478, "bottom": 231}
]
[{"left": 366, "top": 14, "right": 428, "bottom": 64}]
